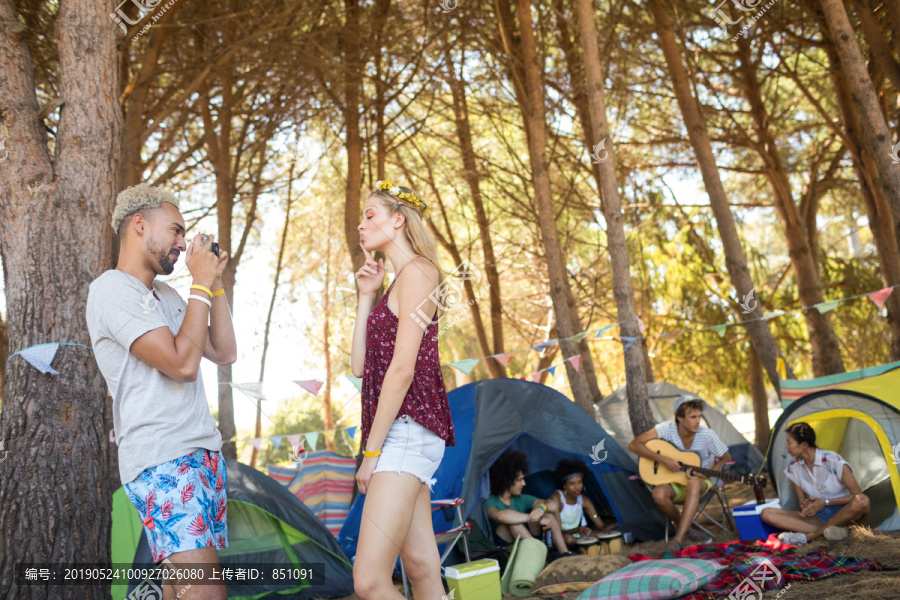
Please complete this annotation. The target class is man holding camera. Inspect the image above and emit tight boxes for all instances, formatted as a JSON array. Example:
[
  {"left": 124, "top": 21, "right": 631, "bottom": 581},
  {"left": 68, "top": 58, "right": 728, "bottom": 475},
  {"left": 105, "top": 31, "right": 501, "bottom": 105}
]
[{"left": 87, "top": 183, "right": 236, "bottom": 599}]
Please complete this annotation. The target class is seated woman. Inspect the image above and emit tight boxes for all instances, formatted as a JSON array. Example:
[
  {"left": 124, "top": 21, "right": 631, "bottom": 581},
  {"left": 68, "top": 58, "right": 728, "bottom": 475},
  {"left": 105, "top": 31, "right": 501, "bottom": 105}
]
[
  {"left": 761, "top": 422, "right": 870, "bottom": 545},
  {"left": 483, "top": 450, "right": 569, "bottom": 555},
  {"left": 550, "top": 459, "right": 617, "bottom": 548}
]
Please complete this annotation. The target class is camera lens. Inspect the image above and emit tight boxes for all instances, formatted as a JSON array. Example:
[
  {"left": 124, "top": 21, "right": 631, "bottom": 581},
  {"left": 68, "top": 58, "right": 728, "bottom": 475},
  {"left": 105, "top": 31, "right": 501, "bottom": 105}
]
[{"left": 210, "top": 242, "right": 219, "bottom": 257}]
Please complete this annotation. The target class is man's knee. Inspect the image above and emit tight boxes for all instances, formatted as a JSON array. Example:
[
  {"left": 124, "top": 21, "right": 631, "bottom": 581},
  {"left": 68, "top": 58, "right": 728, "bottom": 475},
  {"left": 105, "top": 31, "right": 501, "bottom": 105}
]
[{"left": 652, "top": 486, "right": 672, "bottom": 504}]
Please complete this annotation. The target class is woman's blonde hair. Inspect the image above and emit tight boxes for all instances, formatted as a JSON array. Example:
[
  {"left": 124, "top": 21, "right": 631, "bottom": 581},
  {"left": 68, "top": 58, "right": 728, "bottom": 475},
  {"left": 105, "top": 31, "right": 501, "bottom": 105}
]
[{"left": 369, "top": 186, "right": 446, "bottom": 286}]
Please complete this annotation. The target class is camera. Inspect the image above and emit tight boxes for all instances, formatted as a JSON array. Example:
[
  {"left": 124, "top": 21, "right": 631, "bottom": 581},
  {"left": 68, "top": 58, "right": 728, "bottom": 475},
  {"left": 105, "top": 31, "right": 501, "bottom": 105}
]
[{"left": 210, "top": 242, "right": 219, "bottom": 257}]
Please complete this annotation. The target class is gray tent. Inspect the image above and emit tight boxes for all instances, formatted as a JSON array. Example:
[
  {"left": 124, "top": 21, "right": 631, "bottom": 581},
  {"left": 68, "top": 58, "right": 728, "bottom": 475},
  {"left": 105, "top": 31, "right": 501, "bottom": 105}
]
[{"left": 595, "top": 382, "right": 766, "bottom": 475}]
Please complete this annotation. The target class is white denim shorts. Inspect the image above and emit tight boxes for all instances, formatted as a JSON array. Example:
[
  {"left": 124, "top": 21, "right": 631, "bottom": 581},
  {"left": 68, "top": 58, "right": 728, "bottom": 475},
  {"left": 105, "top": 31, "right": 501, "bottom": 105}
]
[{"left": 372, "top": 414, "right": 445, "bottom": 489}]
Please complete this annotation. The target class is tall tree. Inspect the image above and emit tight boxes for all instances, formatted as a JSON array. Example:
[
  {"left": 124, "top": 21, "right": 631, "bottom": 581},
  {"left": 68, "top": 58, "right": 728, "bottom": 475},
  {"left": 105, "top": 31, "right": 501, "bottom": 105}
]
[
  {"left": 647, "top": 0, "right": 793, "bottom": 390},
  {"left": 572, "top": 0, "right": 653, "bottom": 434},
  {"left": 0, "top": 0, "right": 120, "bottom": 595}
]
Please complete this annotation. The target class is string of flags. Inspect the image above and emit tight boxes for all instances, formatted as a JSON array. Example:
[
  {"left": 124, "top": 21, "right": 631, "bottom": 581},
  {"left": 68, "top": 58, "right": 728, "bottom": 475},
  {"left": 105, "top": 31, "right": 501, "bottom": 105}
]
[{"left": 241, "top": 425, "right": 358, "bottom": 453}]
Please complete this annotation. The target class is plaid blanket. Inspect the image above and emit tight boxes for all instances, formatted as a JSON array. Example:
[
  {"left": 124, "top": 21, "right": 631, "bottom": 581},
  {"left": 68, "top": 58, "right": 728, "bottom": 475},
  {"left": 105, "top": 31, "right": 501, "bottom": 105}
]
[{"left": 629, "top": 534, "right": 891, "bottom": 599}]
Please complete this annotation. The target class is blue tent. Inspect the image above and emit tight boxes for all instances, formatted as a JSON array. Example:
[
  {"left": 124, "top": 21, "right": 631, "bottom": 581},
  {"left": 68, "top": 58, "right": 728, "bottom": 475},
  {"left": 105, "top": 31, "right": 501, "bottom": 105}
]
[{"left": 337, "top": 379, "right": 665, "bottom": 560}]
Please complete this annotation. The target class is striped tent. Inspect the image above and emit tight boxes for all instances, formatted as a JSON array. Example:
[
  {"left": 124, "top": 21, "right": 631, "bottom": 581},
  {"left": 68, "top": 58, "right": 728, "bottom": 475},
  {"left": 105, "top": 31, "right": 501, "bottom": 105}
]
[
  {"left": 268, "top": 451, "right": 357, "bottom": 536},
  {"left": 780, "top": 360, "right": 900, "bottom": 406}
]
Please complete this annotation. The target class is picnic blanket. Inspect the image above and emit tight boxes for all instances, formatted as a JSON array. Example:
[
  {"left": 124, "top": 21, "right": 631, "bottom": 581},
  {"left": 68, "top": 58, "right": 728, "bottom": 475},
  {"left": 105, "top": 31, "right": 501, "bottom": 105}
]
[{"left": 629, "top": 535, "right": 891, "bottom": 599}]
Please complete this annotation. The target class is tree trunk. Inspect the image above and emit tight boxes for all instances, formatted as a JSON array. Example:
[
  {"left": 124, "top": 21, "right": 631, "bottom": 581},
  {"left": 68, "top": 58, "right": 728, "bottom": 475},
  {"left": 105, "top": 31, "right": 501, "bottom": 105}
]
[
  {"left": 445, "top": 52, "right": 507, "bottom": 378},
  {"left": 344, "top": 0, "right": 365, "bottom": 273},
  {"left": 573, "top": 0, "right": 652, "bottom": 435},
  {"left": 322, "top": 216, "right": 336, "bottom": 449},
  {"left": 749, "top": 345, "right": 770, "bottom": 453},
  {"left": 819, "top": 0, "right": 900, "bottom": 248},
  {"left": 499, "top": 0, "right": 600, "bottom": 414},
  {"left": 734, "top": 36, "right": 844, "bottom": 376},
  {"left": 648, "top": 0, "right": 792, "bottom": 392},
  {"left": 0, "top": 0, "right": 121, "bottom": 595}
]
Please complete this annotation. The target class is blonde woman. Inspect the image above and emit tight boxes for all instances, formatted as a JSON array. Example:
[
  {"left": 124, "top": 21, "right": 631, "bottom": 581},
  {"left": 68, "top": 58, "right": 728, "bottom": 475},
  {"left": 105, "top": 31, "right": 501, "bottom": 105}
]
[{"left": 350, "top": 180, "right": 455, "bottom": 600}]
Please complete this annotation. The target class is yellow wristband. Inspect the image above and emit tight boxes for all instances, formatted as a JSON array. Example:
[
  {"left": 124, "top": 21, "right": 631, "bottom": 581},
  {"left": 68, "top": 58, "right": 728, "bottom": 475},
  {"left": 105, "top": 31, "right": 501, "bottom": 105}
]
[
  {"left": 213, "top": 288, "right": 225, "bottom": 297},
  {"left": 363, "top": 449, "right": 381, "bottom": 457},
  {"left": 190, "top": 284, "right": 213, "bottom": 299},
  {"left": 538, "top": 504, "right": 547, "bottom": 512}
]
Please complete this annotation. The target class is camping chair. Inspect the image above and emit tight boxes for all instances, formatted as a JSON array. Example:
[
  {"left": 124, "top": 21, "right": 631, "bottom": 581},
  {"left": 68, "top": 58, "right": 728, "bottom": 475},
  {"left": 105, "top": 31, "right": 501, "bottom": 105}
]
[
  {"left": 630, "top": 460, "right": 737, "bottom": 543},
  {"left": 400, "top": 498, "right": 471, "bottom": 598}
]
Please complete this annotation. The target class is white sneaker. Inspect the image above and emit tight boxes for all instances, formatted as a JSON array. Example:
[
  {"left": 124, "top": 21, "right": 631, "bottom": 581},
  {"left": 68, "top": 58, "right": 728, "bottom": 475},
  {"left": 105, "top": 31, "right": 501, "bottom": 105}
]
[
  {"left": 823, "top": 526, "right": 849, "bottom": 541},
  {"left": 777, "top": 531, "right": 808, "bottom": 545}
]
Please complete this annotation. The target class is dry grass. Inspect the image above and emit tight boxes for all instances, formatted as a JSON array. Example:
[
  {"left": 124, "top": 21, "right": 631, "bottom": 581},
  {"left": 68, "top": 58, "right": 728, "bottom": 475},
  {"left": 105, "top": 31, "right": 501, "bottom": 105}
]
[{"left": 330, "top": 482, "right": 899, "bottom": 600}]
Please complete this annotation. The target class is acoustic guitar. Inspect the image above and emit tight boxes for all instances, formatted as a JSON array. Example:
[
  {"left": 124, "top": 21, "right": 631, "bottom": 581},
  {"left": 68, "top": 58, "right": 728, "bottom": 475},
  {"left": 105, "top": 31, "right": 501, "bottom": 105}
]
[{"left": 638, "top": 439, "right": 767, "bottom": 504}]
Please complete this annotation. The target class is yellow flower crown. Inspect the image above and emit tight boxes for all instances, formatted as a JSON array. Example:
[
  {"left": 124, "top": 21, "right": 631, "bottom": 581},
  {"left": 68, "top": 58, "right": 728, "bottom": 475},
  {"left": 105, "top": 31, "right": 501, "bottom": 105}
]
[{"left": 375, "top": 179, "right": 429, "bottom": 215}]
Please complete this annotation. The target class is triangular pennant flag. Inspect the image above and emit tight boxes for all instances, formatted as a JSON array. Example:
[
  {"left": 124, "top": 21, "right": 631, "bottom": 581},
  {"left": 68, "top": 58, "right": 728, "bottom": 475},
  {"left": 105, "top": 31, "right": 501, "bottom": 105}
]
[
  {"left": 635, "top": 316, "right": 646, "bottom": 334},
  {"left": 660, "top": 332, "right": 679, "bottom": 345},
  {"left": 532, "top": 339, "right": 558, "bottom": 352},
  {"left": 287, "top": 434, "right": 303, "bottom": 449},
  {"left": 776, "top": 357, "right": 787, "bottom": 380},
  {"left": 230, "top": 382, "right": 265, "bottom": 401},
  {"left": 295, "top": 379, "right": 324, "bottom": 396},
  {"left": 340, "top": 428, "right": 351, "bottom": 448},
  {"left": 568, "top": 355, "right": 583, "bottom": 372},
  {"left": 109, "top": 430, "right": 116, "bottom": 444},
  {"left": 530, "top": 371, "right": 543, "bottom": 383},
  {"left": 595, "top": 324, "right": 616, "bottom": 338},
  {"left": 346, "top": 426, "right": 358, "bottom": 440},
  {"left": 568, "top": 331, "right": 590, "bottom": 343},
  {"left": 815, "top": 300, "right": 839, "bottom": 314},
  {"left": 305, "top": 432, "right": 320, "bottom": 451},
  {"left": 346, "top": 375, "right": 363, "bottom": 392},
  {"left": 19, "top": 343, "right": 60, "bottom": 375},
  {"left": 622, "top": 336, "right": 640, "bottom": 352},
  {"left": 763, "top": 310, "right": 786, "bottom": 320},
  {"left": 868, "top": 287, "right": 894, "bottom": 309},
  {"left": 492, "top": 353, "right": 514, "bottom": 368},
  {"left": 323, "top": 430, "right": 336, "bottom": 444},
  {"left": 712, "top": 324, "right": 728, "bottom": 337},
  {"left": 248, "top": 438, "right": 263, "bottom": 451},
  {"left": 449, "top": 358, "right": 479, "bottom": 375},
  {"left": 547, "top": 365, "right": 557, "bottom": 376},
  {"left": 270, "top": 436, "right": 284, "bottom": 449}
]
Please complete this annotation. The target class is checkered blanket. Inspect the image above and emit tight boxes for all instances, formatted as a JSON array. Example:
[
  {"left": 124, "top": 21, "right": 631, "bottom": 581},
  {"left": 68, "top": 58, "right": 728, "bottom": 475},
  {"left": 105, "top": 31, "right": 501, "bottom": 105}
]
[{"left": 629, "top": 535, "right": 891, "bottom": 599}]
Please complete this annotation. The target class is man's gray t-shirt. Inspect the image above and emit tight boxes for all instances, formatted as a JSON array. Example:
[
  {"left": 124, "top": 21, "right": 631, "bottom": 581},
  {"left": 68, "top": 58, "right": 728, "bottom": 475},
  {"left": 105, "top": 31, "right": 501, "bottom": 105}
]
[{"left": 86, "top": 270, "right": 222, "bottom": 484}]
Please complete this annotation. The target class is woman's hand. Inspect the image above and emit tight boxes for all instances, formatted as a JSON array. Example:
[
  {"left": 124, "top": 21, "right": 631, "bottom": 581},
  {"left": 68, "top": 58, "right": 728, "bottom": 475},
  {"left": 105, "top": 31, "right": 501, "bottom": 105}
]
[
  {"left": 800, "top": 497, "right": 825, "bottom": 518},
  {"left": 579, "top": 526, "right": 592, "bottom": 536},
  {"left": 356, "top": 455, "right": 378, "bottom": 495},
  {"left": 355, "top": 245, "right": 385, "bottom": 296},
  {"left": 528, "top": 508, "right": 545, "bottom": 523},
  {"left": 539, "top": 515, "right": 552, "bottom": 530}
]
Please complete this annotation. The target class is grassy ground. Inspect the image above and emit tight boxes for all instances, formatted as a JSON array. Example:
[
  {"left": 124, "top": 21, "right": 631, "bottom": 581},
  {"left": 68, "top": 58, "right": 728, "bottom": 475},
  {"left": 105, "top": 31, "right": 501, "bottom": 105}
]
[{"left": 333, "top": 481, "right": 900, "bottom": 599}]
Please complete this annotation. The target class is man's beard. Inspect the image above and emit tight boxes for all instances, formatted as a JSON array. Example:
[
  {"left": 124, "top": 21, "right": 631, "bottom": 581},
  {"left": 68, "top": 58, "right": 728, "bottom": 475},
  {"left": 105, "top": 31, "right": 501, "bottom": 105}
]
[{"left": 148, "top": 236, "right": 176, "bottom": 275}]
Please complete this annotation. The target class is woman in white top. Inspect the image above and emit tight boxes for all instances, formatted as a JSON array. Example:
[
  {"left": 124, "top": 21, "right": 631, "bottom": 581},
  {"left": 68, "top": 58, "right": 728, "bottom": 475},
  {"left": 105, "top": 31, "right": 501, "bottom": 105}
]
[
  {"left": 551, "top": 459, "right": 616, "bottom": 548},
  {"left": 761, "top": 422, "right": 870, "bottom": 545}
]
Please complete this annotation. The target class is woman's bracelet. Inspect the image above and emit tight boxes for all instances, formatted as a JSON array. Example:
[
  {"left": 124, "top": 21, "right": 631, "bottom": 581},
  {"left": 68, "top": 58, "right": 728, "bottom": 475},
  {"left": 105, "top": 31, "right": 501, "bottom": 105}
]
[
  {"left": 538, "top": 504, "right": 547, "bottom": 512},
  {"left": 190, "top": 284, "right": 214, "bottom": 299},
  {"left": 188, "top": 294, "right": 212, "bottom": 309},
  {"left": 362, "top": 448, "right": 381, "bottom": 457}
]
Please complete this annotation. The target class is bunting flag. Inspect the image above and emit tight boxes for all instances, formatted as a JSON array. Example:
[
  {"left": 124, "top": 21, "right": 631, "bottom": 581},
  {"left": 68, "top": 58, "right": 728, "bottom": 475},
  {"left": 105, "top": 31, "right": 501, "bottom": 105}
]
[
  {"left": 305, "top": 432, "right": 320, "bottom": 451},
  {"left": 568, "top": 331, "right": 590, "bottom": 343},
  {"left": 868, "top": 287, "right": 893, "bottom": 309},
  {"left": 547, "top": 365, "right": 557, "bottom": 376},
  {"left": 636, "top": 316, "right": 646, "bottom": 334},
  {"left": 230, "top": 382, "right": 265, "bottom": 401},
  {"left": 532, "top": 339, "right": 558, "bottom": 352},
  {"left": 323, "top": 430, "right": 336, "bottom": 445},
  {"left": 815, "top": 300, "right": 839, "bottom": 314},
  {"left": 346, "top": 375, "right": 363, "bottom": 392},
  {"left": 622, "top": 336, "right": 640, "bottom": 352},
  {"left": 530, "top": 372, "right": 542, "bottom": 383},
  {"left": 595, "top": 323, "right": 617, "bottom": 338},
  {"left": 568, "top": 355, "right": 583, "bottom": 372},
  {"left": 660, "top": 332, "right": 679, "bottom": 345},
  {"left": 712, "top": 324, "right": 728, "bottom": 337},
  {"left": 449, "top": 359, "right": 479, "bottom": 375},
  {"left": 776, "top": 357, "right": 787, "bottom": 380},
  {"left": 248, "top": 438, "right": 263, "bottom": 451},
  {"left": 295, "top": 379, "right": 324, "bottom": 396},
  {"left": 287, "top": 434, "right": 302, "bottom": 449},
  {"left": 109, "top": 430, "right": 116, "bottom": 444},
  {"left": 270, "top": 436, "right": 284, "bottom": 449},
  {"left": 492, "top": 353, "right": 514, "bottom": 368},
  {"left": 18, "top": 343, "right": 60, "bottom": 375},
  {"left": 347, "top": 426, "right": 357, "bottom": 440},
  {"left": 340, "top": 428, "right": 351, "bottom": 448},
  {"left": 764, "top": 310, "right": 786, "bottom": 320}
]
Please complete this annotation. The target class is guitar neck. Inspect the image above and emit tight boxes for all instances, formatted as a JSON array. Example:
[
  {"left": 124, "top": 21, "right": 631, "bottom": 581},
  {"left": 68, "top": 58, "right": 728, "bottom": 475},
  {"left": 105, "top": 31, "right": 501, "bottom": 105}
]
[{"left": 680, "top": 463, "right": 743, "bottom": 482}]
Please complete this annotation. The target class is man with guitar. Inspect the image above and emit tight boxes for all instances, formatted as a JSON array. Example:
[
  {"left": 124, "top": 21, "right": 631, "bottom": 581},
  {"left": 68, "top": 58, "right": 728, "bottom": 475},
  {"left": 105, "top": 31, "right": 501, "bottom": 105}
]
[{"left": 629, "top": 396, "right": 731, "bottom": 551}]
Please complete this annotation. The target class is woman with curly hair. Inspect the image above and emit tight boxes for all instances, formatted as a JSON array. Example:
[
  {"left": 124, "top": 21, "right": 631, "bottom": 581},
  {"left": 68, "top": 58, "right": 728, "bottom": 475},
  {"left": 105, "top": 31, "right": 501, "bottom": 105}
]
[
  {"left": 551, "top": 459, "right": 616, "bottom": 548},
  {"left": 483, "top": 450, "right": 569, "bottom": 554}
]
